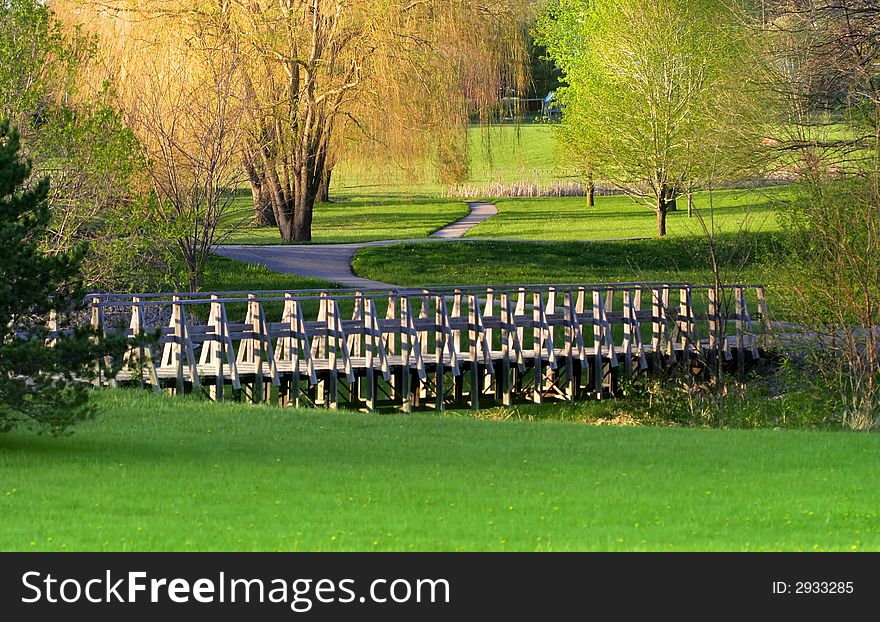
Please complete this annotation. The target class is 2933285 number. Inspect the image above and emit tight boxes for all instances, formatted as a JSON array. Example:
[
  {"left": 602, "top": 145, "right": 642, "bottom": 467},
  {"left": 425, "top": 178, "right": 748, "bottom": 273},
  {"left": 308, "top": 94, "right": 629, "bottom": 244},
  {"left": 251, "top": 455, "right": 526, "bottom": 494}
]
[{"left": 795, "top": 581, "right": 854, "bottom": 594}]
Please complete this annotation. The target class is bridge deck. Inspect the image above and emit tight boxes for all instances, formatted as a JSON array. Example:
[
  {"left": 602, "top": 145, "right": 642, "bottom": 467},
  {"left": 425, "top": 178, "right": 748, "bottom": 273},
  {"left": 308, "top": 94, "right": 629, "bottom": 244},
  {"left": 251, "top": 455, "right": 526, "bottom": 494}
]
[{"left": 81, "top": 282, "right": 772, "bottom": 412}]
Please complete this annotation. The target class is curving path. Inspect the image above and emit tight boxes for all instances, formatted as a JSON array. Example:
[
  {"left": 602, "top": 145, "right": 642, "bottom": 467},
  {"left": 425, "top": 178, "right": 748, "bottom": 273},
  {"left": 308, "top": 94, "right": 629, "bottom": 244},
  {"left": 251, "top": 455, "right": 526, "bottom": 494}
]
[
  {"left": 429, "top": 201, "right": 497, "bottom": 238},
  {"left": 214, "top": 200, "right": 643, "bottom": 289},
  {"left": 215, "top": 201, "right": 499, "bottom": 290}
]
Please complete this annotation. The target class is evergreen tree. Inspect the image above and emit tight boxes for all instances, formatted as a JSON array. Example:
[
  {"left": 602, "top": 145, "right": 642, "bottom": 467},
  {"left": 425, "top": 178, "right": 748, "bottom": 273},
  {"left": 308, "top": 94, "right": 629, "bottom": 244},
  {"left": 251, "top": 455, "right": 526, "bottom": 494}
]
[{"left": 0, "top": 120, "right": 110, "bottom": 434}]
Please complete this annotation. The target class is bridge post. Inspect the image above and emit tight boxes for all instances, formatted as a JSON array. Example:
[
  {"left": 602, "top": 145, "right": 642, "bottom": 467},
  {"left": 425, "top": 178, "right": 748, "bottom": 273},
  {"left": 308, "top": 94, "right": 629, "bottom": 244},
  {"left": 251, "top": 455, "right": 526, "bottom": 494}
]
[
  {"left": 90, "top": 297, "right": 106, "bottom": 388},
  {"left": 385, "top": 293, "right": 398, "bottom": 397},
  {"left": 327, "top": 298, "right": 338, "bottom": 409},
  {"left": 592, "top": 290, "right": 604, "bottom": 396},
  {"left": 419, "top": 291, "right": 431, "bottom": 401},
  {"left": 564, "top": 291, "right": 576, "bottom": 402},
  {"left": 532, "top": 291, "right": 544, "bottom": 404},
  {"left": 756, "top": 286, "right": 771, "bottom": 350},
  {"left": 400, "top": 296, "right": 413, "bottom": 414},
  {"left": 708, "top": 287, "right": 719, "bottom": 374},
  {"left": 735, "top": 286, "right": 746, "bottom": 376},
  {"left": 622, "top": 290, "right": 633, "bottom": 377},
  {"left": 364, "top": 297, "right": 377, "bottom": 412},
  {"left": 500, "top": 292, "right": 512, "bottom": 406},
  {"left": 468, "top": 295, "right": 480, "bottom": 411},
  {"left": 483, "top": 288, "right": 495, "bottom": 395},
  {"left": 679, "top": 286, "right": 693, "bottom": 366},
  {"left": 434, "top": 295, "right": 446, "bottom": 412}
]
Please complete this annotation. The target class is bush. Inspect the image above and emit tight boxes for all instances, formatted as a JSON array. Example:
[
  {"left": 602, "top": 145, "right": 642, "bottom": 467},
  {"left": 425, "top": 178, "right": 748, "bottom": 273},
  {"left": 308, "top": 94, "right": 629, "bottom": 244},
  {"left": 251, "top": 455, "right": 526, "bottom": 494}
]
[
  {"left": 615, "top": 363, "right": 835, "bottom": 430},
  {"left": 776, "top": 176, "right": 880, "bottom": 430}
]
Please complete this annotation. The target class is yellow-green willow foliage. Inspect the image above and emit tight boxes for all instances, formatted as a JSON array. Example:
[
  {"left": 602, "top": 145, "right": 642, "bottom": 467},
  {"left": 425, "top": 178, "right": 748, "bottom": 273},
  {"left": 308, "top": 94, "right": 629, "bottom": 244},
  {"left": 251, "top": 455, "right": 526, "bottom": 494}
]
[
  {"left": 53, "top": 0, "right": 248, "bottom": 288},
  {"left": 54, "top": 0, "right": 531, "bottom": 241}
]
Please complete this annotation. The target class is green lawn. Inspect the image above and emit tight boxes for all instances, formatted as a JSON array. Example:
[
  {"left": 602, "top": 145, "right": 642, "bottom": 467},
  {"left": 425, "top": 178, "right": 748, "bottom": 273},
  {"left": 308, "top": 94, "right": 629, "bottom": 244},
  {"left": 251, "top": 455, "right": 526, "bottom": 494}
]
[
  {"left": 465, "top": 187, "right": 787, "bottom": 241},
  {"left": 196, "top": 256, "right": 338, "bottom": 320},
  {"left": 333, "top": 123, "right": 572, "bottom": 191},
  {"left": 224, "top": 179, "right": 787, "bottom": 247},
  {"left": 202, "top": 255, "right": 338, "bottom": 292},
  {"left": 352, "top": 235, "right": 777, "bottom": 292},
  {"left": 225, "top": 195, "right": 469, "bottom": 245},
  {"left": 463, "top": 123, "right": 574, "bottom": 185},
  {"left": 1, "top": 390, "right": 877, "bottom": 551}
]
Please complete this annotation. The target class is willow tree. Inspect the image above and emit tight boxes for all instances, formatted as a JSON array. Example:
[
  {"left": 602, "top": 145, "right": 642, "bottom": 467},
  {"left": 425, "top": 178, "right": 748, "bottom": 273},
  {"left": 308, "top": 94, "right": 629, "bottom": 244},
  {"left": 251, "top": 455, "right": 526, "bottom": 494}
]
[
  {"left": 57, "top": 1, "right": 530, "bottom": 243},
  {"left": 536, "top": 0, "right": 766, "bottom": 236},
  {"left": 54, "top": 1, "right": 248, "bottom": 289},
  {"left": 226, "top": 0, "right": 530, "bottom": 242}
]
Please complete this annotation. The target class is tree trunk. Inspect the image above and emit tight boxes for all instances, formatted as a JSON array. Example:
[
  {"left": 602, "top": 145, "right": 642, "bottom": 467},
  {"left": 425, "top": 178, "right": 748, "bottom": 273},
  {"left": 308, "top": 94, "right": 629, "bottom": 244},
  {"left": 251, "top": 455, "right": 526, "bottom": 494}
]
[
  {"left": 316, "top": 165, "right": 333, "bottom": 204},
  {"left": 251, "top": 180, "right": 276, "bottom": 227},
  {"left": 179, "top": 241, "right": 201, "bottom": 292},
  {"left": 665, "top": 185, "right": 678, "bottom": 211},
  {"left": 252, "top": 145, "right": 318, "bottom": 243},
  {"left": 656, "top": 185, "right": 670, "bottom": 237},
  {"left": 687, "top": 191, "right": 694, "bottom": 218},
  {"left": 282, "top": 149, "right": 320, "bottom": 243},
  {"left": 656, "top": 205, "right": 667, "bottom": 237},
  {"left": 290, "top": 193, "right": 315, "bottom": 242},
  {"left": 271, "top": 191, "right": 314, "bottom": 243},
  {"left": 243, "top": 158, "right": 276, "bottom": 227},
  {"left": 585, "top": 169, "right": 595, "bottom": 207},
  {"left": 256, "top": 167, "right": 318, "bottom": 243}
]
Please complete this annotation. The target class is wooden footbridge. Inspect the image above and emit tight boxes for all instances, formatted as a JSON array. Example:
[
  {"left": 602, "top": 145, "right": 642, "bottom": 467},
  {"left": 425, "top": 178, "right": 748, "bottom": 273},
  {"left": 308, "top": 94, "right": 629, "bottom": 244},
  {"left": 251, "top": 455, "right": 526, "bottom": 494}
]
[{"left": 86, "top": 283, "right": 772, "bottom": 412}]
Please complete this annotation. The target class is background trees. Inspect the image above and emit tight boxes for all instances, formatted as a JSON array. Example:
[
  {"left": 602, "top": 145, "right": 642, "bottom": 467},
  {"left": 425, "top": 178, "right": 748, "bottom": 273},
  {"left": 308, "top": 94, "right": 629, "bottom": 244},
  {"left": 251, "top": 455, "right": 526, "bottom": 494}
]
[
  {"left": 759, "top": 0, "right": 880, "bottom": 429},
  {"left": 1, "top": 0, "right": 151, "bottom": 292},
  {"left": 0, "top": 0, "right": 66, "bottom": 142},
  {"left": 227, "top": 0, "right": 531, "bottom": 242},
  {"left": 57, "top": 0, "right": 531, "bottom": 244},
  {"left": 52, "top": 1, "right": 248, "bottom": 290},
  {"left": 536, "top": 0, "right": 767, "bottom": 236},
  {"left": 760, "top": 0, "right": 880, "bottom": 175}
]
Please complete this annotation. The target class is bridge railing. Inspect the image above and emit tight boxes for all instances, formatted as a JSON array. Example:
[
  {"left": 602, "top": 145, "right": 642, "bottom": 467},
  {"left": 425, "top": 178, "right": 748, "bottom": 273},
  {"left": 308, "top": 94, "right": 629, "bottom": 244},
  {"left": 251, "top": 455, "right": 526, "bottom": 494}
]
[{"left": 76, "top": 282, "right": 772, "bottom": 411}]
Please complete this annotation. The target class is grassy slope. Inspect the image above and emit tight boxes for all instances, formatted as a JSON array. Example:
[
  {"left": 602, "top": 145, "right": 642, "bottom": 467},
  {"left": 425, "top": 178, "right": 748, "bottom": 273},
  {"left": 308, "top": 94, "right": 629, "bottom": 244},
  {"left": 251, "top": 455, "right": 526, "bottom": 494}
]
[
  {"left": 463, "top": 124, "right": 573, "bottom": 184},
  {"left": 333, "top": 124, "right": 571, "bottom": 190},
  {"left": 1, "top": 391, "right": 877, "bottom": 552},
  {"left": 466, "top": 187, "right": 786, "bottom": 240},
  {"left": 224, "top": 126, "right": 785, "bottom": 246},
  {"left": 351, "top": 187, "right": 788, "bottom": 306},
  {"left": 352, "top": 236, "right": 779, "bottom": 300},
  {"left": 202, "top": 255, "right": 338, "bottom": 292}
]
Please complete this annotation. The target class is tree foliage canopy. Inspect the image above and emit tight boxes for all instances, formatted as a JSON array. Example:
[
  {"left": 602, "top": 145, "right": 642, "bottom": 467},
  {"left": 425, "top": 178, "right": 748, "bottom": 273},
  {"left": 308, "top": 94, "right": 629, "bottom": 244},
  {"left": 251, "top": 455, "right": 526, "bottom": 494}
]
[
  {"left": 1, "top": 0, "right": 152, "bottom": 292},
  {"left": 55, "top": 0, "right": 532, "bottom": 243},
  {"left": 536, "top": 0, "right": 767, "bottom": 235}
]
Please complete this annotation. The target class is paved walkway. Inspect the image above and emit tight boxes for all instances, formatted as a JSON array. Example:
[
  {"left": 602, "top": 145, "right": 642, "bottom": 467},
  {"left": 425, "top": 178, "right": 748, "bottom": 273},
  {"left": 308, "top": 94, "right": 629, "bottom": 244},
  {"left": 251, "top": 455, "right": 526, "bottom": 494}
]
[
  {"left": 429, "top": 201, "right": 497, "bottom": 238},
  {"left": 214, "top": 200, "right": 644, "bottom": 289},
  {"left": 215, "top": 201, "right": 500, "bottom": 290}
]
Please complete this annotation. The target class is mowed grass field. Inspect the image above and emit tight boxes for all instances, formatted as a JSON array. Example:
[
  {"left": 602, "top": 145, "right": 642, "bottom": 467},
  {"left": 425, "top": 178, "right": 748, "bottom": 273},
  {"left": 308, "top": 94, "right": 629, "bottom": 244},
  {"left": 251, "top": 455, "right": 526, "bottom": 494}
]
[
  {"left": 225, "top": 195, "right": 469, "bottom": 245},
  {"left": 462, "top": 123, "right": 573, "bottom": 185},
  {"left": 1, "top": 391, "right": 878, "bottom": 552},
  {"left": 203, "top": 256, "right": 338, "bottom": 292},
  {"left": 352, "top": 235, "right": 781, "bottom": 308},
  {"left": 223, "top": 124, "right": 785, "bottom": 246},
  {"left": 465, "top": 187, "right": 787, "bottom": 240},
  {"left": 349, "top": 186, "right": 790, "bottom": 305},
  {"left": 334, "top": 124, "right": 572, "bottom": 190}
]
